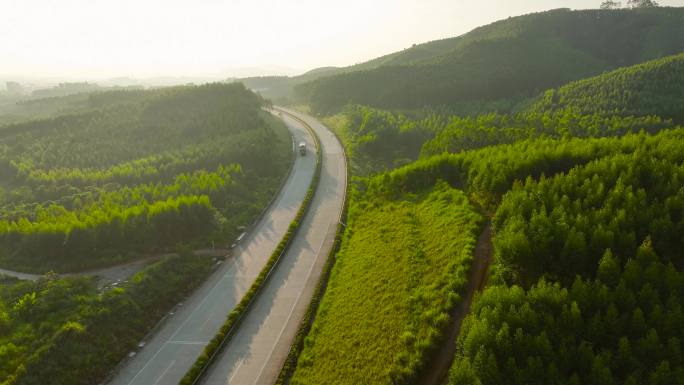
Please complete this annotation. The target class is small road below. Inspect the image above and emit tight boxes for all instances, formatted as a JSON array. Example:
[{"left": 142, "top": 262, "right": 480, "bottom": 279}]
[
  {"left": 107, "top": 109, "right": 319, "bottom": 385},
  {"left": 199, "top": 107, "right": 346, "bottom": 385},
  {"left": 418, "top": 222, "right": 493, "bottom": 385},
  {"left": 0, "top": 257, "right": 163, "bottom": 287}
]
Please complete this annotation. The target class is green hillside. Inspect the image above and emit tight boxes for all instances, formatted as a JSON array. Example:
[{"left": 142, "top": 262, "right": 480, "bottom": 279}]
[
  {"left": 285, "top": 49, "right": 684, "bottom": 381},
  {"left": 294, "top": 7, "right": 684, "bottom": 113},
  {"left": 321, "top": 104, "right": 675, "bottom": 180},
  {"left": 528, "top": 52, "right": 684, "bottom": 122},
  {"left": 290, "top": 182, "right": 482, "bottom": 384},
  {"left": 0, "top": 84, "right": 292, "bottom": 272},
  {"left": 287, "top": 122, "right": 684, "bottom": 384},
  {"left": 449, "top": 133, "right": 684, "bottom": 385}
]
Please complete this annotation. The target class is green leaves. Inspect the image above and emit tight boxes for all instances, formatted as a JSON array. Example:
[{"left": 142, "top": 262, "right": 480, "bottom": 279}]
[
  {"left": 0, "top": 85, "right": 293, "bottom": 272},
  {"left": 289, "top": 183, "right": 482, "bottom": 385}
]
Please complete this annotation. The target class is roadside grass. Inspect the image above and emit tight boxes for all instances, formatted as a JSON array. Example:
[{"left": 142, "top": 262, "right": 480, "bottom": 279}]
[{"left": 290, "top": 181, "right": 481, "bottom": 384}]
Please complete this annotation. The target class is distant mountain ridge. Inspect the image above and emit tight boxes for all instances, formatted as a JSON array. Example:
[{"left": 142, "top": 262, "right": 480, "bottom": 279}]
[{"left": 241, "top": 7, "right": 684, "bottom": 112}]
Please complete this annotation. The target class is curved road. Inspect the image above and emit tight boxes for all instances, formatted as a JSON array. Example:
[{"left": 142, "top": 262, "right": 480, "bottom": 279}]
[
  {"left": 108, "top": 109, "right": 346, "bottom": 385},
  {"left": 200, "top": 108, "right": 346, "bottom": 385},
  {"left": 108, "top": 110, "right": 315, "bottom": 385}
]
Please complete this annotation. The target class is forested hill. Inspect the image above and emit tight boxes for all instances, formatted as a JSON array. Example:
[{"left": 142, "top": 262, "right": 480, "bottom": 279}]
[
  {"left": 527, "top": 52, "right": 684, "bottom": 123},
  {"left": 0, "top": 83, "right": 293, "bottom": 273},
  {"left": 292, "top": 7, "right": 684, "bottom": 113}
]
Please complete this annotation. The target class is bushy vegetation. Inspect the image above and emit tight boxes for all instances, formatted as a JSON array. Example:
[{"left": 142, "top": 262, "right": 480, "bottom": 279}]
[
  {"left": 324, "top": 105, "right": 674, "bottom": 179},
  {"left": 447, "top": 131, "right": 684, "bottom": 384},
  {"left": 369, "top": 129, "right": 683, "bottom": 202},
  {"left": 528, "top": 52, "right": 684, "bottom": 123},
  {"left": 295, "top": 8, "right": 684, "bottom": 113},
  {"left": 0, "top": 83, "right": 292, "bottom": 272},
  {"left": 450, "top": 255, "right": 684, "bottom": 385},
  {"left": 289, "top": 182, "right": 482, "bottom": 384},
  {"left": 494, "top": 149, "right": 684, "bottom": 286},
  {"left": 323, "top": 106, "right": 443, "bottom": 175},
  {"left": 420, "top": 110, "right": 672, "bottom": 157},
  {"left": 0, "top": 253, "right": 214, "bottom": 385}
]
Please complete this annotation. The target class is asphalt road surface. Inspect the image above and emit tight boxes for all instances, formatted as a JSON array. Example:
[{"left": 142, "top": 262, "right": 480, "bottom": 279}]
[
  {"left": 199, "top": 108, "right": 346, "bottom": 385},
  {"left": 108, "top": 110, "right": 320, "bottom": 385}
]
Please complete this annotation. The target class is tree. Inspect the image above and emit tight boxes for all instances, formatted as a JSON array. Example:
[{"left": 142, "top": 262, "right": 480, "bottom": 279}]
[
  {"left": 601, "top": 1, "right": 622, "bottom": 9},
  {"left": 627, "top": 0, "right": 658, "bottom": 7}
]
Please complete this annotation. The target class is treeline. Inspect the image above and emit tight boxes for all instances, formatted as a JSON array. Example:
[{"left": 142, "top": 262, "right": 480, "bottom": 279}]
[
  {"left": 0, "top": 254, "right": 214, "bottom": 385},
  {"left": 420, "top": 110, "right": 672, "bottom": 157},
  {"left": 367, "top": 129, "right": 684, "bottom": 202},
  {"left": 0, "top": 83, "right": 266, "bottom": 172},
  {"left": 0, "top": 165, "right": 244, "bottom": 271},
  {"left": 528, "top": 52, "right": 684, "bottom": 123},
  {"left": 0, "top": 83, "right": 292, "bottom": 272},
  {"left": 447, "top": 130, "right": 684, "bottom": 384},
  {"left": 495, "top": 150, "right": 684, "bottom": 286},
  {"left": 326, "top": 105, "right": 674, "bottom": 177}
]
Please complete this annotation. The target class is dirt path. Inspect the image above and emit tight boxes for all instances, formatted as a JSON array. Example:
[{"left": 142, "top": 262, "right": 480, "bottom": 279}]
[{"left": 417, "top": 221, "right": 493, "bottom": 385}]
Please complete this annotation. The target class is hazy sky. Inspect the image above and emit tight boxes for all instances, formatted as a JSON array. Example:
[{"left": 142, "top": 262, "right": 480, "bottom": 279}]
[{"left": 2, "top": 0, "right": 684, "bottom": 79}]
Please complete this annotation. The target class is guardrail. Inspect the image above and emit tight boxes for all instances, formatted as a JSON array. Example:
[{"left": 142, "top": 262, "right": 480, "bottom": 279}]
[
  {"left": 274, "top": 110, "right": 350, "bottom": 385},
  {"left": 179, "top": 107, "right": 323, "bottom": 385}
]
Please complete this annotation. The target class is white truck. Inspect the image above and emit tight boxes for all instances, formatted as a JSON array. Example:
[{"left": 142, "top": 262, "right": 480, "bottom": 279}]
[{"left": 298, "top": 142, "right": 307, "bottom": 156}]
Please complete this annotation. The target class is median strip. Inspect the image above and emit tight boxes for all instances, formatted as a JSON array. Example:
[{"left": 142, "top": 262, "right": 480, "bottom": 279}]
[{"left": 179, "top": 108, "right": 322, "bottom": 385}]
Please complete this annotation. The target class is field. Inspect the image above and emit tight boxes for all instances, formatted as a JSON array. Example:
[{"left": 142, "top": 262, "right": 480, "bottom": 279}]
[{"left": 290, "top": 182, "right": 481, "bottom": 384}]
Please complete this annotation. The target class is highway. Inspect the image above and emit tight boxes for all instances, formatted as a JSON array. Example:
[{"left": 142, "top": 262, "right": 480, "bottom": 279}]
[
  {"left": 107, "top": 109, "right": 323, "bottom": 385},
  {"left": 199, "top": 108, "right": 346, "bottom": 385}
]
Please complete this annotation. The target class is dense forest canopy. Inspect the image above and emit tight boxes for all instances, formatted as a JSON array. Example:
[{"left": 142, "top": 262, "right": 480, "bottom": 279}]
[
  {"left": 0, "top": 83, "right": 292, "bottom": 272},
  {"left": 528, "top": 52, "right": 684, "bottom": 123},
  {"left": 449, "top": 132, "right": 684, "bottom": 385}
]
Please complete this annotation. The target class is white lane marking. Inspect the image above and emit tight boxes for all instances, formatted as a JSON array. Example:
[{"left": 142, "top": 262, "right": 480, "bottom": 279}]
[
  {"left": 117, "top": 110, "right": 317, "bottom": 385},
  {"left": 169, "top": 260, "right": 237, "bottom": 341},
  {"left": 167, "top": 341, "right": 209, "bottom": 345},
  {"left": 229, "top": 358, "right": 246, "bottom": 383},
  {"left": 126, "top": 259, "right": 237, "bottom": 385},
  {"left": 251, "top": 220, "right": 334, "bottom": 385},
  {"left": 126, "top": 342, "right": 168, "bottom": 385},
  {"left": 152, "top": 360, "right": 175, "bottom": 385},
  {"left": 198, "top": 307, "right": 218, "bottom": 332}
]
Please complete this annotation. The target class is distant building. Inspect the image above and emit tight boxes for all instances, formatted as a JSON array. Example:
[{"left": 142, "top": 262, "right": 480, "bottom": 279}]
[
  {"left": 6, "top": 81, "right": 23, "bottom": 95},
  {"left": 31, "top": 82, "right": 100, "bottom": 98}
]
